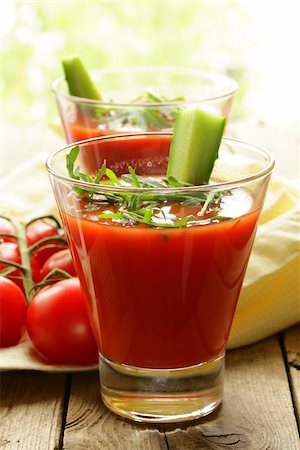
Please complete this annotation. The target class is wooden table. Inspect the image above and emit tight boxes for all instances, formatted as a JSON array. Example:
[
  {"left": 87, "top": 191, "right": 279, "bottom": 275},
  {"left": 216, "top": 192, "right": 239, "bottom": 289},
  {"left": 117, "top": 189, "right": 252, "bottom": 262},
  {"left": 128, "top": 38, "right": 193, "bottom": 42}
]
[
  {"left": 0, "top": 122, "right": 299, "bottom": 449},
  {"left": 1, "top": 325, "right": 299, "bottom": 449}
]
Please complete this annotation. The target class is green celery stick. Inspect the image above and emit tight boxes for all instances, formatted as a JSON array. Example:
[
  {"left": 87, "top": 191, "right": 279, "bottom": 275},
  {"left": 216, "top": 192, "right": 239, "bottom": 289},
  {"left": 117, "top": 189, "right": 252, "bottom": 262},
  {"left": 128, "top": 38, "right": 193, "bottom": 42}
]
[
  {"left": 167, "top": 108, "right": 226, "bottom": 185},
  {"left": 62, "top": 55, "right": 102, "bottom": 100}
]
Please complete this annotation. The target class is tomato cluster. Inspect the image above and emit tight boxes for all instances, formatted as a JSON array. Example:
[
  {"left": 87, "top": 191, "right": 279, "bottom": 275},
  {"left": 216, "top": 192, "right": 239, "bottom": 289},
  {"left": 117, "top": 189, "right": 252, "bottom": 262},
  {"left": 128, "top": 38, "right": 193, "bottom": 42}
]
[{"left": 0, "top": 216, "right": 98, "bottom": 366}]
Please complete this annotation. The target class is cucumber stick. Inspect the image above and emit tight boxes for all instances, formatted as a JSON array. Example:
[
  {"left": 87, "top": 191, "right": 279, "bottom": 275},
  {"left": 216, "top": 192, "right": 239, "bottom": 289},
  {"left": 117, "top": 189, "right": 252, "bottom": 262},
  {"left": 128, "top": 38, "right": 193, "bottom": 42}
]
[
  {"left": 62, "top": 55, "right": 102, "bottom": 100},
  {"left": 167, "top": 108, "right": 226, "bottom": 185}
]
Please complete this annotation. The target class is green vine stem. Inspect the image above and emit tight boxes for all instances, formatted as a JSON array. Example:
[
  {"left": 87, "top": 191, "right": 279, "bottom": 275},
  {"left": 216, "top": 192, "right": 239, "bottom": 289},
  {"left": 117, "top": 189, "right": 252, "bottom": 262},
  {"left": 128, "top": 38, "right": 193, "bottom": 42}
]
[
  {"left": 0, "top": 233, "right": 17, "bottom": 243},
  {"left": 0, "top": 215, "right": 66, "bottom": 304},
  {"left": 0, "top": 259, "right": 26, "bottom": 276},
  {"left": 31, "top": 268, "right": 72, "bottom": 295},
  {"left": 12, "top": 218, "right": 34, "bottom": 303},
  {"left": 25, "top": 215, "right": 62, "bottom": 229},
  {"left": 28, "top": 236, "right": 67, "bottom": 255}
]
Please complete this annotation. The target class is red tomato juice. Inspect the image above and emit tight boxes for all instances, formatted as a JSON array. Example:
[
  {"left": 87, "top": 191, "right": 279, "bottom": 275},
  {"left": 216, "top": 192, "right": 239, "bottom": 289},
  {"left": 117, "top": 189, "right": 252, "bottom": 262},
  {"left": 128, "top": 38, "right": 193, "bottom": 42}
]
[
  {"left": 59, "top": 136, "right": 260, "bottom": 369},
  {"left": 64, "top": 111, "right": 141, "bottom": 144},
  {"left": 65, "top": 122, "right": 107, "bottom": 143},
  {"left": 64, "top": 113, "right": 171, "bottom": 144}
]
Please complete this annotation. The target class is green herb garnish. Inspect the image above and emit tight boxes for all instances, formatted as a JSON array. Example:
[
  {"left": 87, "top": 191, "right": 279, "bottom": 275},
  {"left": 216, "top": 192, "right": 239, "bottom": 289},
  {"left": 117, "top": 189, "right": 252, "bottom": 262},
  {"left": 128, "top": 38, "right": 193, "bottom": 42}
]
[
  {"left": 95, "top": 90, "right": 182, "bottom": 131},
  {"left": 66, "top": 148, "right": 227, "bottom": 228}
]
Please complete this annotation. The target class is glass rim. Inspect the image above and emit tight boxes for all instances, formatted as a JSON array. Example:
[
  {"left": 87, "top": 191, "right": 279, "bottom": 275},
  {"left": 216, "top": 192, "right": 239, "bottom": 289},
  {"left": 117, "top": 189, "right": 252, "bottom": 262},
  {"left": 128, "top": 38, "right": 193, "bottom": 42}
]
[
  {"left": 46, "top": 132, "right": 275, "bottom": 193},
  {"left": 51, "top": 66, "right": 238, "bottom": 107}
]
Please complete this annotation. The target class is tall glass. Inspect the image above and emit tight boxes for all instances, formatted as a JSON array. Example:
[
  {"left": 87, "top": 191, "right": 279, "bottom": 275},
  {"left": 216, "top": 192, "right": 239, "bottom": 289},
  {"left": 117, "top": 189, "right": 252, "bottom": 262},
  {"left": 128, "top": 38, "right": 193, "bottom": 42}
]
[
  {"left": 52, "top": 67, "right": 238, "bottom": 143},
  {"left": 46, "top": 133, "right": 274, "bottom": 423}
]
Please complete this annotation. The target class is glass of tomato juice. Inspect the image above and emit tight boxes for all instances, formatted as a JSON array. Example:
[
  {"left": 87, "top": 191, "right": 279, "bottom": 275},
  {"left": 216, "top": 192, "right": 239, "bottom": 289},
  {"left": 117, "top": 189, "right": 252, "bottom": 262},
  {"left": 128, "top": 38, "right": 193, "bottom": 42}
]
[
  {"left": 52, "top": 67, "right": 238, "bottom": 143},
  {"left": 46, "top": 132, "right": 274, "bottom": 423}
]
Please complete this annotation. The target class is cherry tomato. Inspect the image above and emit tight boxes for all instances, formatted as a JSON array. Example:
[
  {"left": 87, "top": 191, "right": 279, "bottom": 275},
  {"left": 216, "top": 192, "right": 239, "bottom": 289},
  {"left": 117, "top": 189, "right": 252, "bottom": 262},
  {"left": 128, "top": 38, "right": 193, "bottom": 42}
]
[
  {"left": 40, "top": 249, "right": 76, "bottom": 279},
  {"left": 26, "top": 220, "right": 63, "bottom": 266},
  {"left": 0, "top": 276, "right": 27, "bottom": 347},
  {"left": 0, "top": 217, "right": 16, "bottom": 243},
  {"left": 26, "top": 278, "right": 98, "bottom": 365},
  {"left": 0, "top": 242, "right": 41, "bottom": 292}
]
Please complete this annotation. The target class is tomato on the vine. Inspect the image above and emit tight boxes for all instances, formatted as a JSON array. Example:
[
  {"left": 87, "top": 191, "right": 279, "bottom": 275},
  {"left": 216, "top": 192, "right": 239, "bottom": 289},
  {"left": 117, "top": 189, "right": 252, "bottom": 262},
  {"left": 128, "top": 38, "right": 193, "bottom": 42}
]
[
  {"left": 0, "top": 242, "right": 41, "bottom": 291},
  {"left": 26, "top": 220, "right": 63, "bottom": 266},
  {"left": 41, "top": 249, "right": 76, "bottom": 279},
  {"left": 0, "top": 217, "right": 16, "bottom": 243},
  {"left": 0, "top": 276, "right": 27, "bottom": 347},
  {"left": 26, "top": 278, "right": 98, "bottom": 365}
]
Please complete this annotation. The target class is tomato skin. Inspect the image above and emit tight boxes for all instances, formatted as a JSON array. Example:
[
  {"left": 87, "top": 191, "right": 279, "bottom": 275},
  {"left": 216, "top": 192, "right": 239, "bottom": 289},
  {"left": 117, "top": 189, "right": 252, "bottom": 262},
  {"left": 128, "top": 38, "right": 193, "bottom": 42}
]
[
  {"left": 0, "top": 217, "right": 16, "bottom": 243},
  {"left": 26, "top": 221, "right": 62, "bottom": 266},
  {"left": 0, "top": 242, "right": 41, "bottom": 291},
  {"left": 26, "top": 278, "right": 98, "bottom": 365},
  {"left": 41, "top": 249, "right": 76, "bottom": 279},
  {"left": 0, "top": 276, "right": 27, "bottom": 347}
]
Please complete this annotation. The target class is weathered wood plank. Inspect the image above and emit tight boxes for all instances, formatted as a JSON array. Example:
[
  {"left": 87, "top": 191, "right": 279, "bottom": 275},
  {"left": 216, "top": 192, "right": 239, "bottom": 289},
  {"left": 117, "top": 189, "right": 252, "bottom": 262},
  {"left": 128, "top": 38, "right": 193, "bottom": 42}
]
[
  {"left": 0, "top": 371, "right": 67, "bottom": 450},
  {"left": 63, "top": 371, "right": 167, "bottom": 450},
  {"left": 282, "top": 324, "right": 300, "bottom": 428},
  {"left": 164, "top": 335, "right": 300, "bottom": 450},
  {"left": 63, "top": 335, "right": 299, "bottom": 449}
]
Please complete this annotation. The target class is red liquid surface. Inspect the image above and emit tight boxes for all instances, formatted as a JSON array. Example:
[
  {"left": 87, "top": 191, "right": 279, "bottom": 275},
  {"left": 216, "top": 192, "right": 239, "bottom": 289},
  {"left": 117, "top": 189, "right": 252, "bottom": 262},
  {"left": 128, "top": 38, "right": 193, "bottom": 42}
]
[
  {"left": 64, "top": 104, "right": 174, "bottom": 144},
  {"left": 65, "top": 122, "right": 109, "bottom": 143},
  {"left": 65, "top": 113, "right": 153, "bottom": 144},
  {"left": 60, "top": 137, "right": 260, "bottom": 369}
]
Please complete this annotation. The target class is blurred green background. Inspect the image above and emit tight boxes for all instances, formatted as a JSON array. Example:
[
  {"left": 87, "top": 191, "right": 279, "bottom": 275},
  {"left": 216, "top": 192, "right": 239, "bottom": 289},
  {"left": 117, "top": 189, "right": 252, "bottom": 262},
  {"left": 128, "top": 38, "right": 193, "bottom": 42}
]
[{"left": 1, "top": 0, "right": 298, "bottom": 126}]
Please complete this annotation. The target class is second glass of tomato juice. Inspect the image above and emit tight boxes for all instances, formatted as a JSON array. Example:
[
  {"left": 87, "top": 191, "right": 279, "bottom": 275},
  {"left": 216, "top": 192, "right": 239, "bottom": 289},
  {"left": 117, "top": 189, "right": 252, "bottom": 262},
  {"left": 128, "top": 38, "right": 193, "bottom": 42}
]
[
  {"left": 52, "top": 57, "right": 238, "bottom": 143},
  {"left": 46, "top": 126, "right": 274, "bottom": 422}
]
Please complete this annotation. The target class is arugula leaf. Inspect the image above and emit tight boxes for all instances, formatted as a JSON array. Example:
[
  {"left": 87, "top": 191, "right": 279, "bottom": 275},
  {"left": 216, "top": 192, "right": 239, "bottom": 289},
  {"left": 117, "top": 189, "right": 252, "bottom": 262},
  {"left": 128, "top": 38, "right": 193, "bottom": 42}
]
[
  {"left": 94, "top": 160, "right": 107, "bottom": 183},
  {"left": 162, "top": 176, "right": 193, "bottom": 188},
  {"left": 128, "top": 166, "right": 140, "bottom": 187},
  {"left": 66, "top": 146, "right": 80, "bottom": 180},
  {"left": 105, "top": 168, "right": 121, "bottom": 186},
  {"left": 132, "top": 90, "right": 185, "bottom": 104},
  {"left": 97, "top": 212, "right": 124, "bottom": 220},
  {"left": 94, "top": 89, "right": 184, "bottom": 132}
]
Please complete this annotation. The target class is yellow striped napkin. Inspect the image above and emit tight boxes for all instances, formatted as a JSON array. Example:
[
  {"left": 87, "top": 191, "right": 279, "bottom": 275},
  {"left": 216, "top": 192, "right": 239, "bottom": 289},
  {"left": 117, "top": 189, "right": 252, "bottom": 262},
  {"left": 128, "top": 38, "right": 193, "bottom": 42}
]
[{"left": 228, "top": 175, "right": 300, "bottom": 348}]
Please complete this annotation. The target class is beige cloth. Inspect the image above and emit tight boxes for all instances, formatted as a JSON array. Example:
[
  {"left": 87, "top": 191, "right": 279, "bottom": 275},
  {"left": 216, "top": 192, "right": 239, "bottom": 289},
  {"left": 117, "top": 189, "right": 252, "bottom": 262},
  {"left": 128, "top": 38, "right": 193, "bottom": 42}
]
[{"left": 228, "top": 174, "right": 300, "bottom": 348}]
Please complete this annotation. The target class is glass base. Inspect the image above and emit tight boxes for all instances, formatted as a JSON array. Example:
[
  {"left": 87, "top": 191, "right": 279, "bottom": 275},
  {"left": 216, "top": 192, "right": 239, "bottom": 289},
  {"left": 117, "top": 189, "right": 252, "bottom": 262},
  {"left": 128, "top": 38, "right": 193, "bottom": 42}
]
[{"left": 99, "top": 353, "right": 224, "bottom": 423}]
